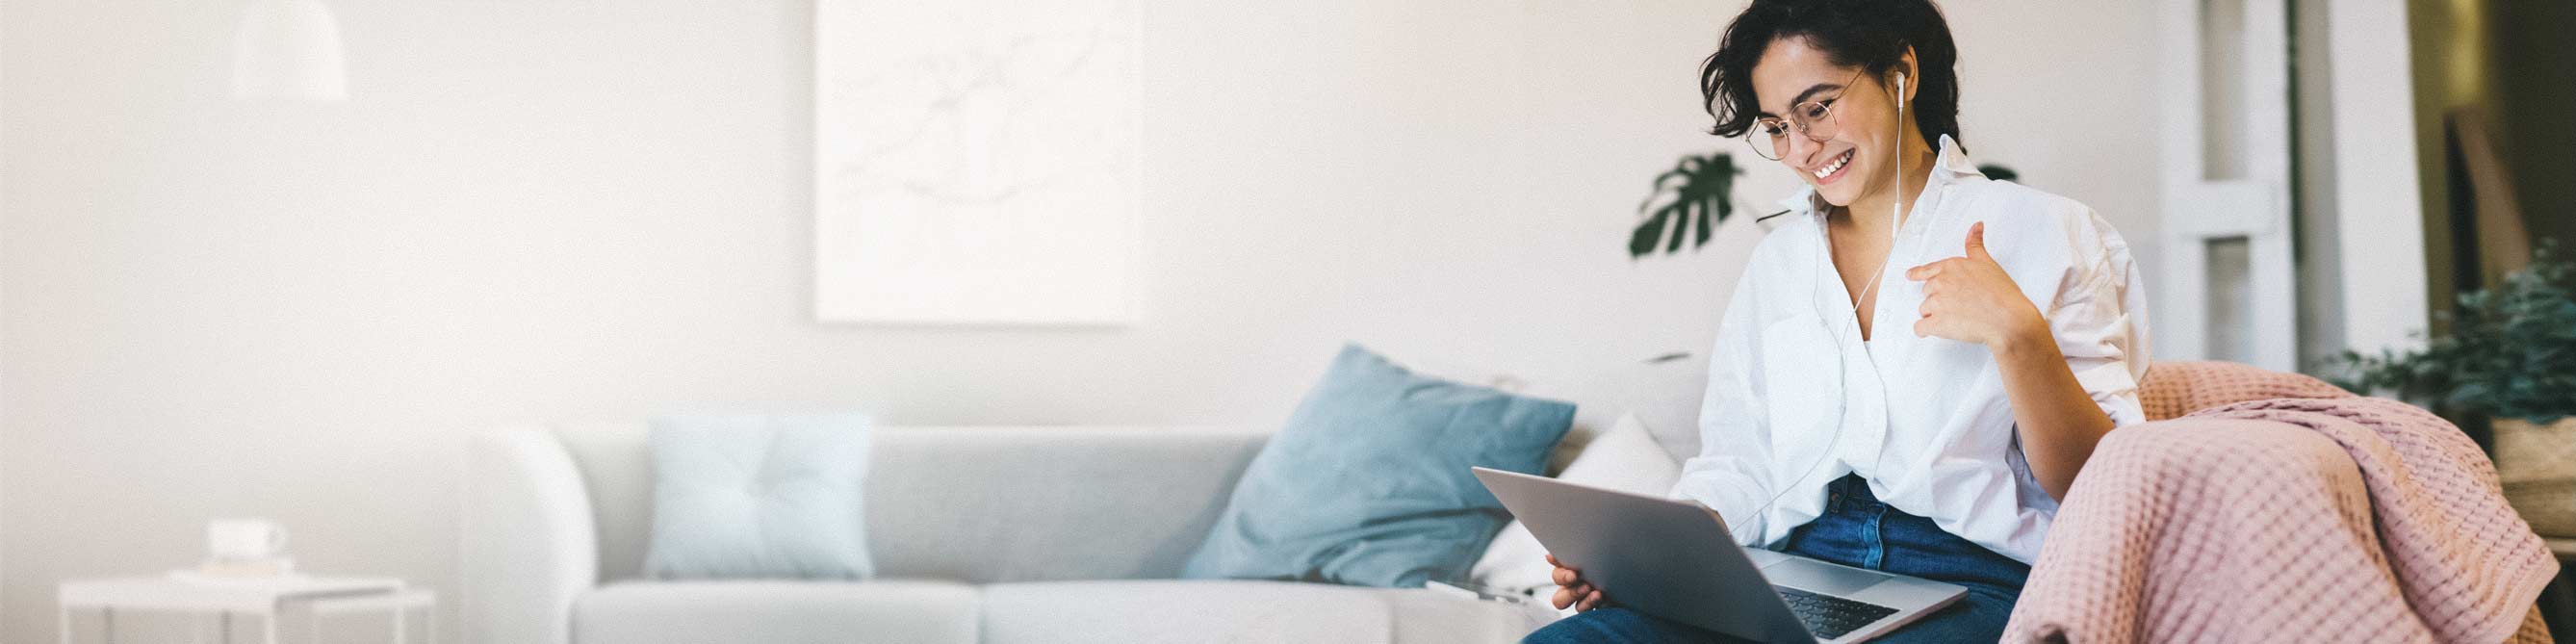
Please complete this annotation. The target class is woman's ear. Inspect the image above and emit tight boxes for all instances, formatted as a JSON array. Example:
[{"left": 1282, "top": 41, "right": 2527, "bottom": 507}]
[{"left": 1894, "top": 46, "right": 1920, "bottom": 103}]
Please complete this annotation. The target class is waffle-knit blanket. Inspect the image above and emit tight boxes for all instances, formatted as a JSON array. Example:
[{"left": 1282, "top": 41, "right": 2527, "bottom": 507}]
[{"left": 2002, "top": 395, "right": 2558, "bottom": 643}]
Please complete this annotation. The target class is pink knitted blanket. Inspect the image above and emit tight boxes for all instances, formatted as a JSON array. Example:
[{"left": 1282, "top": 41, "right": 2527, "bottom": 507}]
[{"left": 2002, "top": 396, "right": 2559, "bottom": 643}]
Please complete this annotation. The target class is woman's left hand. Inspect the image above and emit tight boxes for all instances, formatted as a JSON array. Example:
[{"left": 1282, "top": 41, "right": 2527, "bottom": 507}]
[{"left": 1904, "top": 221, "right": 2048, "bottom": 350}]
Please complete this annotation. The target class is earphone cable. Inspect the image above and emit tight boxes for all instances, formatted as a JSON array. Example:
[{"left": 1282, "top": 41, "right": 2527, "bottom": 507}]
[{"left": 1720, "top": 71, "right": 1909, "bottom": 546}]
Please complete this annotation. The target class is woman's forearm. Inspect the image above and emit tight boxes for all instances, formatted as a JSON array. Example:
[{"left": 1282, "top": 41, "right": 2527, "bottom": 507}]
[{"left": 1990, "top": 326, "right": 2114, "bottom": 502}]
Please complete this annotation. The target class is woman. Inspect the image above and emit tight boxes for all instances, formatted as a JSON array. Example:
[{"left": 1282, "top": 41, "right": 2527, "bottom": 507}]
[{"left": 1526, "top": 1, "right": 2149, "bottom": 642}]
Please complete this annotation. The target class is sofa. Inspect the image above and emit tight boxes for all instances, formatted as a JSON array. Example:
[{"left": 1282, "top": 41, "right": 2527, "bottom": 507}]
[
  {"left": 461, "top": 423, "right": 1544, "bottom": 644},
  {"left": 460, "top": 362, "right": 2560, "bottom": 643}
]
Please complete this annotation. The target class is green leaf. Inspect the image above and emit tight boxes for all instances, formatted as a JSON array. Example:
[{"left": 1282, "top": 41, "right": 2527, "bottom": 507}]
[
  {"left": 1629, "top": 210, "right": 1668, "bottom": 258},
  {"left": 1663, "top": 201, "right": 1691, "bottom": 253},
  {"left": 1631, "top": 151, "right": 1745, "bottom": 258},
  {"left": 2323, "top": 237, "right": 2576, "bottom": 420},
  {"left": 1692, "top": 198, "right": 1715, "bottom": 247}
]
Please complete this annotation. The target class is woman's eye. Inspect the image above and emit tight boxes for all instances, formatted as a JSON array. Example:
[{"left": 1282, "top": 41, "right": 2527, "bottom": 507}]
[
  {"left": 1799, "top": 101, "right": 1834, "bottom": 119},
  {"left": 1759, "top": 122, "right": 1788, "bottom": 136}
]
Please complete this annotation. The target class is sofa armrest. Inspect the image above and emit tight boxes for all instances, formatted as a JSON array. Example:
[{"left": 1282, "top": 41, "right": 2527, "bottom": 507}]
[{"left": 462, "top": 427, "right": 600, "bottom": 644}]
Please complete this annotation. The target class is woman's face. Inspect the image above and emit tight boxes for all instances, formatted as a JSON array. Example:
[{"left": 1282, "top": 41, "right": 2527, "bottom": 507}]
[{"left": 1747, "top": 37, "right": 1909, "bottom": 208}]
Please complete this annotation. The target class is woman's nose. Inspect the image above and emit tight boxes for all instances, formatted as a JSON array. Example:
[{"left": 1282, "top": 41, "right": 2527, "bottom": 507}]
[{"left": 1784, "top": 132, "right": 1827, "bottom": 167}]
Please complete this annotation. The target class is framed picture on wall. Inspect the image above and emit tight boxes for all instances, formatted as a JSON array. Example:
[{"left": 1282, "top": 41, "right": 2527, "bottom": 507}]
[{"left": 813, "top": 0, "right": 1142, "bottom": 325}]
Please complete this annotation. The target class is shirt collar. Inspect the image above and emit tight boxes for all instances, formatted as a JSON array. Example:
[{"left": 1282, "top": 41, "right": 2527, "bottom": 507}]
[{"left": 1772, "top": 134, "right": 1983, "bottom": 219}]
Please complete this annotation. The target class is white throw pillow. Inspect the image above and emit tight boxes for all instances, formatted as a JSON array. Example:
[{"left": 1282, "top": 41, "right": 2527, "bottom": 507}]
[
  {"left": 1469, "top": 412, "right": 1684, "bottom": 597},
  {"left": 1506, "top": 352, "right": 1711, "bottom": 468}
]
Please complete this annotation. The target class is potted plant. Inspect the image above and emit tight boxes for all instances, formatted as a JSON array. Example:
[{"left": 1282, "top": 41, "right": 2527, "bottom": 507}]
[{"left": 2334, "top": 241, "right": 2576, "bottom": 535}]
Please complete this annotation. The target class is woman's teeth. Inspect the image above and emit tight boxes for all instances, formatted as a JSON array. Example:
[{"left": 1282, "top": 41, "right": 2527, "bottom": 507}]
[{"left": 1815, "top": 150, "right": 1853, "bottom": 179}]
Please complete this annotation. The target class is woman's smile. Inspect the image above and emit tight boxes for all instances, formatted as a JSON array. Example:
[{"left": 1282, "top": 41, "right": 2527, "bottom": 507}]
[{"left": 1812, "top": 148, "right": 1857, "bottom": 185}]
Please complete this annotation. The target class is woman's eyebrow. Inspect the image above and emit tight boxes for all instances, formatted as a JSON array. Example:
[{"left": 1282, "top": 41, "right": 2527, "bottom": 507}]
[{"left": 1758, "top": 81, "right": 1846, "bottom": 117}]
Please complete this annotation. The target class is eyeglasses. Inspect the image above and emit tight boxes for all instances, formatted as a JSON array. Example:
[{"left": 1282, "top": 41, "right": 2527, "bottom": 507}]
[{"left": 1745, "top": 68, "right": 1867, "bottom": 162}]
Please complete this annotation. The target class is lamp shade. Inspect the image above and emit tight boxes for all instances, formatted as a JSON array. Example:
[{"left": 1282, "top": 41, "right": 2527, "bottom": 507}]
[{"left": 230, "top": 0, "right": 347, "bottom": 101}]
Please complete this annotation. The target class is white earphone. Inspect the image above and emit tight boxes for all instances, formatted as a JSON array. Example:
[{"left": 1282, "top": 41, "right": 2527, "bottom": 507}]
[{"left": 1894, "top": 70, "right": 1906, "bottom": 222}]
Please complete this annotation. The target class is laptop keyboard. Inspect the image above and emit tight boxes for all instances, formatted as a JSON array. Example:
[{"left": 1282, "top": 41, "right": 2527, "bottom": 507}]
[{"left": 1774, "top": 585, "right": 1900, "bottom": 639}]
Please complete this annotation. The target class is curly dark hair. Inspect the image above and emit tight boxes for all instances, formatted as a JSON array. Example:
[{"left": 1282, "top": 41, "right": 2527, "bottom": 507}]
[{"left": 1699, "top": 0, "right": 1962, "bottom": 149}]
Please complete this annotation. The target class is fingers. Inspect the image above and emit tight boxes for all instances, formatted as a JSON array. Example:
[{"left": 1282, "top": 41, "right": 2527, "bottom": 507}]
[
  {"left": 1546, "top": 553, "right": 1596, "bottom": 612},
  {"left": 1551, "top": 582, "right": 1595, "bottom": 609},
  {"left": 1908, "top": 257, "right": 1962, "bottom": 281},
  {"left": 1964, "top": 221, "right": 1989, "bottom": 259},
  {"left": 1914, "top": 316, "right": 1937, "bottom": 338}
]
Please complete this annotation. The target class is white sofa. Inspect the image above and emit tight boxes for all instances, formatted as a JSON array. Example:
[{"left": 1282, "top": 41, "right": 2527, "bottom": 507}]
[{"left": 461, "top": 423, "right": 1543, "bottom": 644}]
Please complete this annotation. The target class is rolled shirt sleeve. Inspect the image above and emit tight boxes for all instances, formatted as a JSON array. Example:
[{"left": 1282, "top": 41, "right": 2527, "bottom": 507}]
[{"left": 2045, "top": 211, "right": 2151, "bottom": 428}]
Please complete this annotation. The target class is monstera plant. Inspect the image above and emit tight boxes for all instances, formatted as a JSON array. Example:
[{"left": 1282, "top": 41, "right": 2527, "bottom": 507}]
[{"left": 1630, "top": 152, "right": 1742, "bottom": 259}]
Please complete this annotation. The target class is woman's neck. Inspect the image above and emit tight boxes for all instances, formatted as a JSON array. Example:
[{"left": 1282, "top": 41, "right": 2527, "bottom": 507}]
[{"left": 1836, "top": 133, "right": 1939, "bottom": 237}]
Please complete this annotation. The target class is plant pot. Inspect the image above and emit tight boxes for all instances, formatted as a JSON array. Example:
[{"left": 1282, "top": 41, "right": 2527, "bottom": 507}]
[{"left": 2495, "top": 417, "right": 2576, "bottom": 538}]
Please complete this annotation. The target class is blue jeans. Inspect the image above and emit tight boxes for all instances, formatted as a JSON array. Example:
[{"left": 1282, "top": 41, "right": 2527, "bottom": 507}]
[{"left": 1523, "top": 475, "right": 2030, "bottom": 643}]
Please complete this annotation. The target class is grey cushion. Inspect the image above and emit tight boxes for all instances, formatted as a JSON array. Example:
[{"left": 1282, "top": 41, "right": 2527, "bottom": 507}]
[
  {"left": 865, "top": 426, "right": 1269, "bottom": 583},
  {"left": 982, "top": 580, "right": 1387, "bottom": 644},
  {"left": 981, "top": 580, "right": 1533, "bottom": 644},
  {"left": 571, "top": 580, "right": 977, "bottom": 644},
  {"left": 1378, "top": 586, "right": 1551, "bottom": 643}
]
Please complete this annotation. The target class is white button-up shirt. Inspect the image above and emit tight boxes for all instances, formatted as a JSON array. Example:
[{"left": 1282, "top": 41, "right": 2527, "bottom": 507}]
[{"left": 1669, "top": 135, "right": 2150, "bottom": 564}]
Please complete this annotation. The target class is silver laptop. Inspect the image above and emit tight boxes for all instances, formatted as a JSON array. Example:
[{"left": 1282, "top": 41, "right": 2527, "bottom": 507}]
[{"left": 1472, "top": 467, "right": 1967, "bottom": 644}]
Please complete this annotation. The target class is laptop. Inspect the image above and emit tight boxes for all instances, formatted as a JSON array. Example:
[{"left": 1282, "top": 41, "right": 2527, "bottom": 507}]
[{"left": 1471, "top": 467, "right": 1968, "bottom": 643}]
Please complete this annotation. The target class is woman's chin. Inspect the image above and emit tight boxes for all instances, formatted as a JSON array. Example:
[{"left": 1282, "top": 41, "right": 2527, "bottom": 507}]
[{"left": 1815, "top": 185, "right": 1858, "bottom": 208}]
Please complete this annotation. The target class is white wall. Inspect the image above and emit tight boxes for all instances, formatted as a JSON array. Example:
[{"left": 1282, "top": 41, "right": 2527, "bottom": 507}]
[{"left": 0, "top": 0, "right": 2159, "bottom": 640}]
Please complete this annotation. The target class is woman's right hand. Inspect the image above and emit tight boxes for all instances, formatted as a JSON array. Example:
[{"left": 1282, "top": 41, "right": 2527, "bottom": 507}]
[{"left": 1545, "top": 554, "right": 1609, "bottom": 612}]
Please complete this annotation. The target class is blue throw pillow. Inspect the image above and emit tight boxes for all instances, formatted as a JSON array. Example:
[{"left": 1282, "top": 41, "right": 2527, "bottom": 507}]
[
  {"left": 643, "top": 412, "right": 875, "bottom": 580},
  {"left": 1180, "top": 344, "right": 1576, "bottom": 587}
]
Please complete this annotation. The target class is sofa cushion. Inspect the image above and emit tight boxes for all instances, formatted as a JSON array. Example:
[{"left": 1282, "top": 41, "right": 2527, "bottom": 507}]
[
  {"left": 1378, "top": 585, "right": 1554, "bottom": 643},
  {"left": 572, "top": 580, "right": 977, "bottom": 644},
  {"left": 644, "top": 413, "right": 875, "bottom": 580},
  {"left": 865, "top": 426, "right": 1268, "bottom": 583},
  {"left": 979, "top": 580, "right": 1533, "bottom": 644},
  {"left": 1181, "top": 344, "right": 1576, "bottom": 588}
]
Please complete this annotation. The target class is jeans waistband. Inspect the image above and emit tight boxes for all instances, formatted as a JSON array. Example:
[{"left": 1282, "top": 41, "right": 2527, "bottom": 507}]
[
  {"left": 1825, "top": 473, "right": 1879, "bottom": 512},
  {"left": 1793, "top": 473, "right": 2032, "bottom": 591}
]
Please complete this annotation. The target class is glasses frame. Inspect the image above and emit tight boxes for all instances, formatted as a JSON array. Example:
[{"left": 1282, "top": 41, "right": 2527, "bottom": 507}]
[{"left": 1745, "top": 68, "right": 1869, "bottom": 162}]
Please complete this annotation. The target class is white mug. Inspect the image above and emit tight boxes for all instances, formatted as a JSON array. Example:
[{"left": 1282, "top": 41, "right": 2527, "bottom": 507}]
[{"left": 207, "top": 519, "right": 289, "bottom": 562}]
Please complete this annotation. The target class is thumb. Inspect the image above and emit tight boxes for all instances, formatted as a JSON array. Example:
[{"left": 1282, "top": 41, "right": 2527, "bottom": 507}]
[{"left": 1964, "top": 221, "right": 1990, "bottom": 260}]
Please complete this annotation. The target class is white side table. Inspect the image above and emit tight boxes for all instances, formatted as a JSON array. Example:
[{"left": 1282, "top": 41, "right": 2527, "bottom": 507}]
[{"left": 59, "top": 576, "right": 434, "bottom": 644}]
